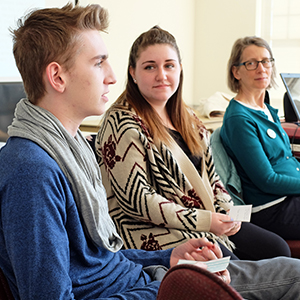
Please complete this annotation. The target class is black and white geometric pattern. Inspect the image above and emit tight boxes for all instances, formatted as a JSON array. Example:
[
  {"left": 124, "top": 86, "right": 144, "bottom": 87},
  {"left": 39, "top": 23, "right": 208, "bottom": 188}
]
[{"left": 96, "top": 107, "right": 233, "bottom": 251}]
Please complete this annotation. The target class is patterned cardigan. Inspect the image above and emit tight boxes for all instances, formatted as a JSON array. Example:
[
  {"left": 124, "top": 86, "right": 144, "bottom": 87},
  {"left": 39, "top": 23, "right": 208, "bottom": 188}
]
[{"left": 95, "top": 104, "right": 233, "bottom": 251}]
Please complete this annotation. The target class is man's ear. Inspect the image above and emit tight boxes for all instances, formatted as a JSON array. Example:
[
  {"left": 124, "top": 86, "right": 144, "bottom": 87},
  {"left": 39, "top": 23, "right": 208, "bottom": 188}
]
[
  {"left": 45, "top": 62, "right": 66, "bottom": 93},
  {"left": 232, "top": 66, "right": 241, "bottom": 81}
]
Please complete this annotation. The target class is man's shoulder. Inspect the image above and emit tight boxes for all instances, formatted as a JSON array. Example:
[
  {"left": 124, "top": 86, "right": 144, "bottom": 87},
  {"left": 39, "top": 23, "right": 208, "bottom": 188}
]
[
  {"left": 1, "top": 137, "right": 52, "bottom": 161},
  {"left": 0, "top": 137, "right": 63, "bottom": 178},
  {"left": 0, "top": 137, "right": 72, "bottom": 207}
]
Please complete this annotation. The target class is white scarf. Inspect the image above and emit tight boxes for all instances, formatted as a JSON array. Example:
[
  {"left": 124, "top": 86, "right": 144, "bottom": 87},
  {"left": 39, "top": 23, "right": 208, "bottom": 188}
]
[{"left": 8, "top": 99, "right": 123, "bottom": 252}]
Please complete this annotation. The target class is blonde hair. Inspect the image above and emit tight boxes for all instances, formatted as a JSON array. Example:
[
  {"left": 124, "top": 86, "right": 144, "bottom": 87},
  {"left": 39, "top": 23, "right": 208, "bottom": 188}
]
[{"left": 11, "top": 3, "right": 109, "bottom": 103}]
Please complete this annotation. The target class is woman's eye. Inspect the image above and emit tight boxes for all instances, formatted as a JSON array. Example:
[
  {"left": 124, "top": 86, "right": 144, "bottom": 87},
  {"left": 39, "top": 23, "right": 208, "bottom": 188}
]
[
  {"left": 144, "top": 65, "right": 154, "bottom": 70},
  {"left": 165, "top": 64, "right": 174, "bottom": 69}
]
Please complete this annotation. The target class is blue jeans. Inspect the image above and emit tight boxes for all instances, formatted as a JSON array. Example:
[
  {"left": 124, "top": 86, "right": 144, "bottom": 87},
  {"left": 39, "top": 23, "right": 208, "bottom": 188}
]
[{"left": 229, "top": 257, "right": 300, "bottom": 299}]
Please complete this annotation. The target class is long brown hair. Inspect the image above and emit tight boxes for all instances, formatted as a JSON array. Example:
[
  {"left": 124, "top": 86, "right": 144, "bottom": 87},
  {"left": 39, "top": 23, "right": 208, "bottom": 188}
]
[{"left": 111, "top": 26, "right": 202, "bottom": 155}]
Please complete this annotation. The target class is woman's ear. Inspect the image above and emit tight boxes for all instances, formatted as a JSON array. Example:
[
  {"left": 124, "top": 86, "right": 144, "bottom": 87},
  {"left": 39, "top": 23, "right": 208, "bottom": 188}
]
[
  {"left": 232, "top": 66, "right": 241, "bottom": 81},
  {"left": 45, "top": 62, "right": 66, "bottom": 93},
  {"left": 129, "top": 66, "right": 136, "bottom": 82}
]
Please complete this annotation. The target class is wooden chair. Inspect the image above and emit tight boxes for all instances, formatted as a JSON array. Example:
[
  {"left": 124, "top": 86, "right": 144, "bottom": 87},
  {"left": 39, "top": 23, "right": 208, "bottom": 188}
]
[{"left": 286, "top": 240, "right": 300, "bottom": 258}]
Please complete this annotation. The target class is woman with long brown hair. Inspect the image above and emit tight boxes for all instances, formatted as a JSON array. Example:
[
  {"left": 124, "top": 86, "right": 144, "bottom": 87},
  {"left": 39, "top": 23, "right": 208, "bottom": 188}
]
[{"left": 96, "top": 27, "right": 290, "bottom": 260}]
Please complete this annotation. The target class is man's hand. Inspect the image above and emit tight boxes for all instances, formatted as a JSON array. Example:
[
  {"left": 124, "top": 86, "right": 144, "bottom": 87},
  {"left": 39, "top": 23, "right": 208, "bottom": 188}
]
[
  {"left": 170, "top": 238, "right": 231, "bottom": 284},
  {"left": 216, "top": 269, "right": 231, "bottom": 284},
  {"left": 170, "top": 238, "right": 222, "bottom": 267}
]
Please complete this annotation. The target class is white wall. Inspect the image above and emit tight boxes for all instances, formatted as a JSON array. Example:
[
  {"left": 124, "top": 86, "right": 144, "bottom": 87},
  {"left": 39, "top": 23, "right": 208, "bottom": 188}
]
[
  {"left": 2, "top": 0, "right": 271, "bottom": 109},
  {"left": 194, "top": 0, "right": 258, "bottom": 102},
  {"left": 0, "top": 0, "right": 71, "bottom": 81}
]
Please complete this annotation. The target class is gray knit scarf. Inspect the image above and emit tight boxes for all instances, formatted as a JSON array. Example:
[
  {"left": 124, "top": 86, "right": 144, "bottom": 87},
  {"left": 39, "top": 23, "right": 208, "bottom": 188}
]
[{"left": 8, "top": 99, "right": 123, "bottom": 252}]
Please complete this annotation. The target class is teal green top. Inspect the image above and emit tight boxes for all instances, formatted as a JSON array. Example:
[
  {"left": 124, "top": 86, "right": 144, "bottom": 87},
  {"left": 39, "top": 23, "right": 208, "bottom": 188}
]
[{"left": 220, "top": 99, "right": 300, "bottom": 207}]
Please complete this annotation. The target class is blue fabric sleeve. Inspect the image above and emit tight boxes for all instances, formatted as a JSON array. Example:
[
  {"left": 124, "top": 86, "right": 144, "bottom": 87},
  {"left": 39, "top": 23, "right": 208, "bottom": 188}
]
[
  {"left": 1, "top": 150, "right": 75, "bottom": 299},
  {"left": 0, "top": 139, "right": 162, "bottom": 300},
  {"left": 121, "top": 248, "right": 172, "bottom": 269}
]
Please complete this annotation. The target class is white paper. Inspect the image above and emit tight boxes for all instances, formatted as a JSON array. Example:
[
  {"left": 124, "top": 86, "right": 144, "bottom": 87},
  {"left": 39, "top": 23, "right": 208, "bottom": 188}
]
[
  {"left": 177, "top": 256, "right": 230, "bottom": 273},
  {"left": 228, "top": 205, "right": 252, "bottom": 222}
]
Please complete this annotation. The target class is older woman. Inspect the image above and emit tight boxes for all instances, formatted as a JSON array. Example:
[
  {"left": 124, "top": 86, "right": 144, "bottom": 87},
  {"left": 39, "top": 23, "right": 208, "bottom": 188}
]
[
  {"left": 96, "top": 28, "right": 290, "bottom": 260},
  {"left": 221, "top": 36, "right": 300, "bottom": 240}
]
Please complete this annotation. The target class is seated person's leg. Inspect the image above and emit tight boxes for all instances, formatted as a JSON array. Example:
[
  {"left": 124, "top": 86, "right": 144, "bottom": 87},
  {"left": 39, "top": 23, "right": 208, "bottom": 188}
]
[
  {"left": 229, "top": 222, "right": 291, "bottom": 260},
  {"left": 218, "top": 243, "right": 239, "bottom": 260},
  {"left": 229, "top": 257, "right": 300, "bottom": 299},
  {"left": 251, "top": 195, "right": 300, "bottom": 240}
]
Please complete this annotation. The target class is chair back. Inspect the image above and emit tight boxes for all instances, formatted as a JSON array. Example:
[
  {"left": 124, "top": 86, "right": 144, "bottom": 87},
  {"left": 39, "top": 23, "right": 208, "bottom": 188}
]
[
  {"left": 210, "top": 127, "right": 245, "bottom": 205},
  {"left": 0, "top": 269, "right": 14, "bottom": 300},
  {"left": 157, "top": 264, "right": 243, "bottom": 300},
  {"left": 211, "top": 128, "right": 300, "bottom": 259}
]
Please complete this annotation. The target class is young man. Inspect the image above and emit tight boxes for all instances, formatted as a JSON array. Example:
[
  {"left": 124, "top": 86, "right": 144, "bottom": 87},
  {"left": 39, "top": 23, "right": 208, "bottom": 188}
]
[
  {"left": 0, "top": 4, "right": 227, "bottom": 299},
  {"left": 0, "top": 3, "right": 300, "bottom": 300}
]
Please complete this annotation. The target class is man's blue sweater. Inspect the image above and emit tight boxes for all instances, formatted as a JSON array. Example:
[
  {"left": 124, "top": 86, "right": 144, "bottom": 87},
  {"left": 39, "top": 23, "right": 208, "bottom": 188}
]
[{"left": 0, "top": 137, "right": 172, "bottom": 299}]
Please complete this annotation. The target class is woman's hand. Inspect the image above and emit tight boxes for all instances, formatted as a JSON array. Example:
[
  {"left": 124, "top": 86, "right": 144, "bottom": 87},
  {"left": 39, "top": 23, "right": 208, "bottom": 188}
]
[
  {"left": 225, "top": 221, "right": 241, "bottom": 236},
  {"left": 210, "top": 212, "right": 240, "bottom": 236}
]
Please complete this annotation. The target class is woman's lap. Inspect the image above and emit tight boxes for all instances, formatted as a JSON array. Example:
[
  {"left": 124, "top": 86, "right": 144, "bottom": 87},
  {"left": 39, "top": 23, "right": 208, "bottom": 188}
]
[
  {"left": 251, "top": 195, "right": 300, "bottom": 240},
  {"left": 229, "top": 222, "right": 291, "bottom": 260}
]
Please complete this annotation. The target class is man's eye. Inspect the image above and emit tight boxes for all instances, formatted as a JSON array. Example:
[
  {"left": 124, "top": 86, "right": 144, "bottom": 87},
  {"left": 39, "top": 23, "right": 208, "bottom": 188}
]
[{"left": 96, "top": 61, "right": 103, "bottom": 67}]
